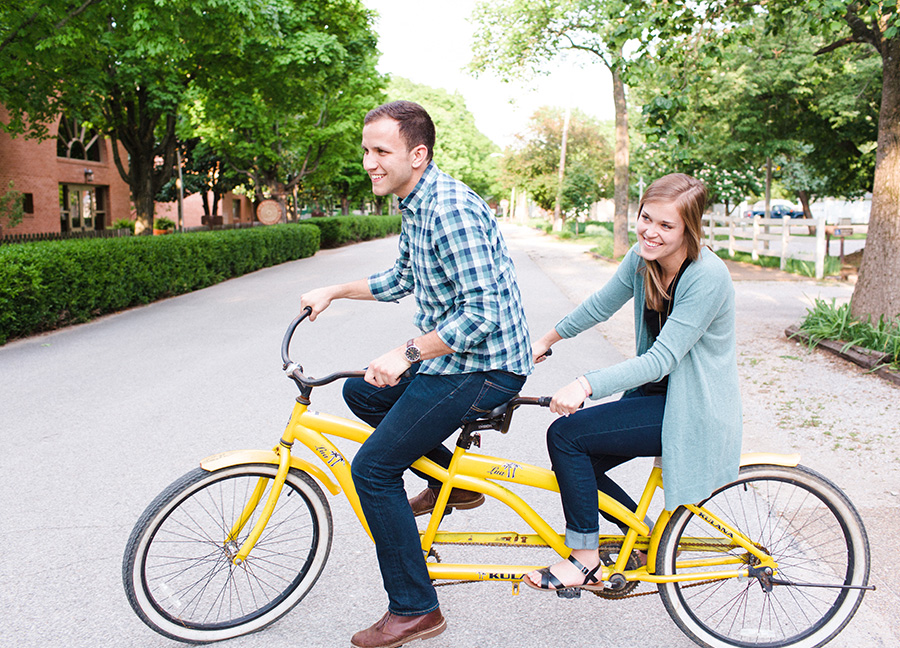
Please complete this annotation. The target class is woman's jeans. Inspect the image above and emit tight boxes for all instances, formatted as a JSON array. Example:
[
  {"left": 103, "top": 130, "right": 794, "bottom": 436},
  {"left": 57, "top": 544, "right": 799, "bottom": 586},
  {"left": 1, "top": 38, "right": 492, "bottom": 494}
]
[
  {"left": 548, "top": 388, "right": 665, "bottom": 550},
  {"left": 344, "top": 367, "right": 526, "bottom": 616}
]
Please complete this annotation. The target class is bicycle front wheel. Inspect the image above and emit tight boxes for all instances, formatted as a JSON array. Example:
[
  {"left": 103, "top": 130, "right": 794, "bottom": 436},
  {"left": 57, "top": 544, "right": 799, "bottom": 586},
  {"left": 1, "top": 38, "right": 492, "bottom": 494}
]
[
  {"left": 123, "top": 464, "right": 332, "bottom": 643},
  {"left": 656, "top": 463, "right": 869, "bottom": 648}
]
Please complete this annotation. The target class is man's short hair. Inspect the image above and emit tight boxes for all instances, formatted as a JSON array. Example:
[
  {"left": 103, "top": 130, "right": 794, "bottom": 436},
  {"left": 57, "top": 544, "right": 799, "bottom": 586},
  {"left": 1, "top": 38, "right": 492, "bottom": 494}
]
[{"left": 365, "top": 100, "right": 435, "bottom": 162}]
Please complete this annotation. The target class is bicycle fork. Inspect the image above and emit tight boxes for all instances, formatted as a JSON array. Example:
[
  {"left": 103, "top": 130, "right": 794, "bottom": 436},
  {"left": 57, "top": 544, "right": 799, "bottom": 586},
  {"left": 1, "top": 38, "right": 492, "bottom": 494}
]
[{"left": 225, "top": 438, "right": 294, "bottom": 565}]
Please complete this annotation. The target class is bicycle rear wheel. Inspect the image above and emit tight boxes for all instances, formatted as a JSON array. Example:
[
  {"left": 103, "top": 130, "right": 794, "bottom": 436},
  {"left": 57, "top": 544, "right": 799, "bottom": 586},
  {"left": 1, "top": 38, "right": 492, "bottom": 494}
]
[
  {"left": 123, "top": 464, "right": 332, "bottom": 643},
  {"left": 656, "top": 464, "right": 869, "bottom": 648}
]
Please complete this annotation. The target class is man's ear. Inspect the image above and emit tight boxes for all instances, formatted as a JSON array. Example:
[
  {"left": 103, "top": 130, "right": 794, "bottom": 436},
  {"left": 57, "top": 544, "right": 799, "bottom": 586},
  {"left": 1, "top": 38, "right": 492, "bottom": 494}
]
[{"left": 409, "top": 144, "right": 429, "bottom": 169}]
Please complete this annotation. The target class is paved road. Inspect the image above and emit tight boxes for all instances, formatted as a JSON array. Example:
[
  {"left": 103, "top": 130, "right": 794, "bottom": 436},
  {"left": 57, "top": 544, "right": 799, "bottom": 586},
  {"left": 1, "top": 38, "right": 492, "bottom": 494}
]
[{"left": 0, "top": 226, "right": 891, "bottom": 647}]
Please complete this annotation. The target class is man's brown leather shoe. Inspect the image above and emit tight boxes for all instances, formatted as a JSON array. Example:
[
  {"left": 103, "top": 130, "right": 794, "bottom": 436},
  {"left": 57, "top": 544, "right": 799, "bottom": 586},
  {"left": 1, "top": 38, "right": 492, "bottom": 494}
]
[
  {"left": 350, "top": 608, "right": 446, "bottom": 648},
  {"left": 408, "top": 486, "right": 485, "bottom": 517}
]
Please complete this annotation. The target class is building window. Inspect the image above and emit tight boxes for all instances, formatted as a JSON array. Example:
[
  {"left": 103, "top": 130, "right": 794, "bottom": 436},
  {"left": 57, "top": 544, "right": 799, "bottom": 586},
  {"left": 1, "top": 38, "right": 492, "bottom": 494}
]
[
  {"left": 57, "top": 117, "right": 101, "bottom": 162},
  {"left": 233, "top": 198, "right": 242, "bottom": 222},
  {"left": 23, "top": 193, "right": 34, "bottom": 214}
]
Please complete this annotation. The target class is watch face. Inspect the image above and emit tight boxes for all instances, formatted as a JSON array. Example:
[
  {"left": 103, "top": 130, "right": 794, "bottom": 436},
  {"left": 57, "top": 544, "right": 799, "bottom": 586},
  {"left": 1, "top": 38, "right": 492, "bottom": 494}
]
[{"left": 405, "top": 344, "right": 421, "bottom": 363}]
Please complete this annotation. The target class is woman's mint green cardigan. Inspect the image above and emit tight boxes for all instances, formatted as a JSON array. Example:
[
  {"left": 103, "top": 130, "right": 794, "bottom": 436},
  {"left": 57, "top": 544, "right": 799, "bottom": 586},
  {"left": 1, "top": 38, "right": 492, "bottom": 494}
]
[{"left": 555, "top": 245, "right": 742, "bottom": 510}]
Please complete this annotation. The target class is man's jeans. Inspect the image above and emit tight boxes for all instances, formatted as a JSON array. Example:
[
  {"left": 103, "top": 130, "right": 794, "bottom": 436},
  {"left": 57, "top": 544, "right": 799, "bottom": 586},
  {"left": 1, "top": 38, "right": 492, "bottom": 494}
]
[
  {"left": 547, "top": 388, "right": 665, "bottom": 550},
  {"left": 344, "top": 368, "right": 526, "bottom": 615}
]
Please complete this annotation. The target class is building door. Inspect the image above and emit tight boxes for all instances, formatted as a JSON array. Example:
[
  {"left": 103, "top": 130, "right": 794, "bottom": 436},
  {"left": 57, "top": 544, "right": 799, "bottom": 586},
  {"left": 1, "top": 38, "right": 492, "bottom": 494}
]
[{"left": 60, "top": 184, "right": 97, "bottom": 233}]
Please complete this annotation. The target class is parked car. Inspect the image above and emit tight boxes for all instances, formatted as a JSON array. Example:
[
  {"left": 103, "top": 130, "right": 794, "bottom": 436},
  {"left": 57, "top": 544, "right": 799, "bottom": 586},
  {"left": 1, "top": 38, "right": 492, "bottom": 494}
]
[{"left": 744, "top": 200, "right": 805, "bottom": 219}]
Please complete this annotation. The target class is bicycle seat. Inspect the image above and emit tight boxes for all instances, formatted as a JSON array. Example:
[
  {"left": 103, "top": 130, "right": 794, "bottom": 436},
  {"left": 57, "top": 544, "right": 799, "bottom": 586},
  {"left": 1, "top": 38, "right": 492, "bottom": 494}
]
[{"left": 479, "top": 402, "right": 510, "bottom": 421}]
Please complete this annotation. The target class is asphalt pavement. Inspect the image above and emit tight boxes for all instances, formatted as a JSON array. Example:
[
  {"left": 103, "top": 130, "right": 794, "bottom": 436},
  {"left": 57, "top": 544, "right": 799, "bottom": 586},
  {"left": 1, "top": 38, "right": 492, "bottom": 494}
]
[{"left": 0, "top": 225, "right": 892, "bottom": 647}]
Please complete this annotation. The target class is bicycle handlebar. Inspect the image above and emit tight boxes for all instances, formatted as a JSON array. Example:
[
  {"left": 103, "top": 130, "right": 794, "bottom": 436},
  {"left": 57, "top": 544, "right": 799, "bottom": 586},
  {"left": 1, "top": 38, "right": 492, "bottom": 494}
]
[
  {"left": 280, "top": 309, "right": 553, "bottom": 416},
  {"left": 281, "top": 307, "right": 364, "bottom": 388}
]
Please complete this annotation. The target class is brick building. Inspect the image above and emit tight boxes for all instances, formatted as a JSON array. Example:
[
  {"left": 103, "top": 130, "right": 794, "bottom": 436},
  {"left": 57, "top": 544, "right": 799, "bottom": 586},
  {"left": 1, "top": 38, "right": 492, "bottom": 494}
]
[
  {"left": 1, "top": 106, "right": 255, "bottom": 238},
  {"left": 0, "top": 106, "right": 132, "bottom": 238}
]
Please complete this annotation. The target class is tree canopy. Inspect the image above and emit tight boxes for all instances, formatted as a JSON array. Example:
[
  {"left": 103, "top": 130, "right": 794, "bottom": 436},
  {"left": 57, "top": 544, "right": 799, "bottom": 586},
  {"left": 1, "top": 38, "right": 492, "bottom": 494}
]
[
  {"left": 0, "top": 0, "right": 382, "bottom": 230},
  {"left": 501, "top": 106, "right": 614, "bottom": 219},
  {"left": 471, "top": 0, "right": 639, "bottom": 256},
  {"left": 386, "top": 77, "right": 500, "bottom": 200}
]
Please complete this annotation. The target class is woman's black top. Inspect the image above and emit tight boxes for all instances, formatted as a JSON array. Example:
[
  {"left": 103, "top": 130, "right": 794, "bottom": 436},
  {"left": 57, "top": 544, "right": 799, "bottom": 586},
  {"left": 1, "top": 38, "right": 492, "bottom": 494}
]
[{"left": 641, "top": 258, "right": 692, "bottom": 395}]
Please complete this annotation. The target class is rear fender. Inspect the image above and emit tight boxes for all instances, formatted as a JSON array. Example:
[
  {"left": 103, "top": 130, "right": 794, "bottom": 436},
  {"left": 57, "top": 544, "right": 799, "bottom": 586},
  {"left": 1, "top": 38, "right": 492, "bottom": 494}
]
[
  {"left": 200, "top": 449, "right": 341, "bottom": 495},
  {"left": 739, "top": 452, "right": 800, "bottom": 467}
]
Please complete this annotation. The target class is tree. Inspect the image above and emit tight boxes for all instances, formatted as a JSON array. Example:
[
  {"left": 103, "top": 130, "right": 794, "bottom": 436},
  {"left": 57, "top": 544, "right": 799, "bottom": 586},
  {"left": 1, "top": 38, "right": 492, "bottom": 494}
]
[
  {"left": 155, "top": 138, "right": 241, "bottom": 221},
  {"left": 0, "top": 180, "right": 25, "bottom": 235},
  {"left": 633, "top": 19, "right": 879, "bottom": 216},
  {"left": 0, "top": 0, "right": 381, "bottom": 233},
  {"left": 502, "top": 106, "right": 614, "bottom": 224},
  {"left": 471, "top": 0, "right": 641, "bottom": 257},
  {"left": 189, "top": 1, "right": 383, "bottom": 214},
  {"left": 634, "top": 0, "right": 899, "bottom": 321},
  {"left": 386, "top": 77, "right": 500, "bottom": 200},
  {"left": 767, "top": 1, "right": 899, "bottom": 322}
]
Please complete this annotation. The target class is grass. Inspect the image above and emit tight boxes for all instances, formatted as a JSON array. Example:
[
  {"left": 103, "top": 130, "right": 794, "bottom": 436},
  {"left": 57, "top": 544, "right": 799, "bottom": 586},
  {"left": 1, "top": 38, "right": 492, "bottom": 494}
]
[
  {"left": 713, "top": 249, "right": 843, "bottom": 278},
  {"left": 531, "top": 219, "right": 844, "bottom": 277},
  {"left": 527, "top": 219, "right": 637, "bottom": 258},
  {"left": 798, "top": 298, "right": 900, "bottom": 371}
]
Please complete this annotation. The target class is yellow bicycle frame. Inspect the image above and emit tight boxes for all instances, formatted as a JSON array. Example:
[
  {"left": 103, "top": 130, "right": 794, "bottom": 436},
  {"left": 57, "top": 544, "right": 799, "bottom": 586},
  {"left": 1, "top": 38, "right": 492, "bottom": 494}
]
[{"left": 203, "top": 398, "right": 800, "bottom": 586}]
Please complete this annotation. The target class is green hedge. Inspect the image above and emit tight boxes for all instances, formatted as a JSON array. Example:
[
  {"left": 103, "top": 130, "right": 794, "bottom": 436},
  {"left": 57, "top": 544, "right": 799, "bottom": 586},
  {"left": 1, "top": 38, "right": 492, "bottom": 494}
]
[
  {"left": 0, "top": 224, "right": 320, "bottom": 344},
  {"left": 304, "top": 215, "right": 402, "bottom": 248}
]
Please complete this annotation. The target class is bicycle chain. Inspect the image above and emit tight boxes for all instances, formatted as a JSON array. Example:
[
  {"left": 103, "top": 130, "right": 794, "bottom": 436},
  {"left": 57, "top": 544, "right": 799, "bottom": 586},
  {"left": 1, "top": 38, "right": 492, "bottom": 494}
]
[{"left": 429, "top": 542, "right": 727, "bottom": 599}]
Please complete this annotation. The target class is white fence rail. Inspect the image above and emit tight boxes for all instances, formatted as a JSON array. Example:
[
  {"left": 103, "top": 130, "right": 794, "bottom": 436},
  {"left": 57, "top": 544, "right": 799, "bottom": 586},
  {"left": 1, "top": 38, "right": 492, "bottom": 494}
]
[{"left": 701, "top": 214, "right": 867, "bottom": 279}]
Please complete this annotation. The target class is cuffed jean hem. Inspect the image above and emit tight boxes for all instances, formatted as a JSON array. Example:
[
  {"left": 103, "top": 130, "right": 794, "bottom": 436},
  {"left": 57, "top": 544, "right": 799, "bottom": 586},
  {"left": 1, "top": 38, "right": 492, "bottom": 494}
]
[
  {"left": 388, "top": 602, "right": 441, "bottom": 617},
  {"left": 565, "top": 527, "right": 600, "bottom": 550}
]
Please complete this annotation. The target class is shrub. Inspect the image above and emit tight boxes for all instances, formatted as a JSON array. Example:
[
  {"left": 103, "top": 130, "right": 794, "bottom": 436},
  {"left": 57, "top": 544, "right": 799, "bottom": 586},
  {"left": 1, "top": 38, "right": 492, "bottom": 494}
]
[
  {"left": 0, "top": 224, "right": 320, "bottom": 344},
  {"left": 154, "top": 216, "right": 176, "bottom": 231},
  {"left": 111, "top": 218, "right": 136, "bottom": 233},
  {"left": 301, "top": 215, "right": 402, "bottom": 248},
  {"left": 799, "top": 298, "right": 900, "bottom": 370}
]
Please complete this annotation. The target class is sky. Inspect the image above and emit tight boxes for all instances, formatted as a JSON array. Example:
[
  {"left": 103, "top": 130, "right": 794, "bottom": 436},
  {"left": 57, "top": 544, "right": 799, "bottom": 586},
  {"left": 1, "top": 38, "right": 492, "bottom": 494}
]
[{"left": 362, "top": 0, "right": 616, "bottom": 147}]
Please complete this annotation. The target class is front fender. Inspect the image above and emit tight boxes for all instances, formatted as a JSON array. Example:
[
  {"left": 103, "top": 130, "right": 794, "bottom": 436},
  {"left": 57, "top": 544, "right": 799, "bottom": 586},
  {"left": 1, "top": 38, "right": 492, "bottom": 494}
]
[
  {"left": 739, "top": 452, "right": 800, "bottom": 467},
  {"left": 200, "top": 449, "right": 341, "bottom": 495}
]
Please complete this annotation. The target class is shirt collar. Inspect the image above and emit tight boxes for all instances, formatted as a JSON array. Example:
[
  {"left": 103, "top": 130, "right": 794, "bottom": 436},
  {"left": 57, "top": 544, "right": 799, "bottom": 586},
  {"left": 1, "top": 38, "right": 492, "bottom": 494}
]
[{"left": 399, "top": 161, "right": 438, "bottom": 214}]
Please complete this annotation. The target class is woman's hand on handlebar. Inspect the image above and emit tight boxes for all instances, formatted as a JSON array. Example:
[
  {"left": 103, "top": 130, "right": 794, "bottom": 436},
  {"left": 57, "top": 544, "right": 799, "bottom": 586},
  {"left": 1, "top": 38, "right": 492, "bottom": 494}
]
[
  {"left": 533, "top": 329, "right": 562, "bottom": 364},
  {"left": 532, "top": 340, "right": 553, "bottom": 364},
  {"left": 549, "top": 380, "right": 588, "bottom": 417}
]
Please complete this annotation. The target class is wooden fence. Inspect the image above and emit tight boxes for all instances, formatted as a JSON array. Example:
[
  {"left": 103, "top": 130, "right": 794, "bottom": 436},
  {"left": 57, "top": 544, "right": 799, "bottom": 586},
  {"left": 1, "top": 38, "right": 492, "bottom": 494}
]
[{"left": 701, "top": 214, "right": 867, "bottom": 279}]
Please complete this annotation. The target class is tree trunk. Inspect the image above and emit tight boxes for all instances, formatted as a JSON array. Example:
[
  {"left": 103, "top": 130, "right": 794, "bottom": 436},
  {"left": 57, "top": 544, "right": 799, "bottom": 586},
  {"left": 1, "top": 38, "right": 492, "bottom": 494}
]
[
  {"left": 553, "top": 106, "right": 571, "bottom": 232},
  {"left": 611, "top": 64, "right": 630, "bottom": 258},
  {"left": 798, "top": 189, "right": 816, "bottom": 236},
  {"left": 132, "top": 174, "right": 156, "bottom": 234},
  {"left": 851, "top": 38, "right": 900, "bottom": 322}
]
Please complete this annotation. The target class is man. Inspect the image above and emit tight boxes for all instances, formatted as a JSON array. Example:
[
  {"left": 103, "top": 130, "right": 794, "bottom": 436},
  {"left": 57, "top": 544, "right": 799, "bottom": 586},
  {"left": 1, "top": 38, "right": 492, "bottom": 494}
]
[{"left": 300, "top": 100, "right": 532, "bottom": 648}]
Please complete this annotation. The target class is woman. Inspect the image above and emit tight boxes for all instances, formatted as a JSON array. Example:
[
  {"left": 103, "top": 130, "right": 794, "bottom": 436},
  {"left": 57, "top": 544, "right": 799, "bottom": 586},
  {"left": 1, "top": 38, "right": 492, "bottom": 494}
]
[{"left": 524, "top": 173, "right": 742, "bottom": 591}]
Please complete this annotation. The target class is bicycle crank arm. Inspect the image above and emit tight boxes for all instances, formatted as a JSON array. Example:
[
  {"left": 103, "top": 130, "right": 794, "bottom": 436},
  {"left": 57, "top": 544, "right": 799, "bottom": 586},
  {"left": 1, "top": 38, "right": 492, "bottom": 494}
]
[{"left": 770, "top": 578, "right": 876, "bottom": 591}]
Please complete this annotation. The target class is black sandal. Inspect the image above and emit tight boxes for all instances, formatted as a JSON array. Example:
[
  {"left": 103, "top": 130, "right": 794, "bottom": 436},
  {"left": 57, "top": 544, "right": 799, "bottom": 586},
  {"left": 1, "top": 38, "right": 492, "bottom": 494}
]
[{"left": 522, "top": 555, "right": 602, "bottom": 592}]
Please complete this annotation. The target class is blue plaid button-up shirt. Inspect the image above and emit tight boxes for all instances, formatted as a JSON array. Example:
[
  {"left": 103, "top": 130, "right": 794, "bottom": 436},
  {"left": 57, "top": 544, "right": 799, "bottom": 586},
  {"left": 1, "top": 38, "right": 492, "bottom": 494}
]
[{"left": 368, "top": 162, "right": 533, "bottom": 377}]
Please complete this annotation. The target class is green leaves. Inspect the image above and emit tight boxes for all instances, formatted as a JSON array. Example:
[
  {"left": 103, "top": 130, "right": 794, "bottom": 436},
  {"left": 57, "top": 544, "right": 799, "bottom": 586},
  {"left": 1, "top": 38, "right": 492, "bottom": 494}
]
[{"left": 0, "top": 225, "right": 321, "bottom": 344}]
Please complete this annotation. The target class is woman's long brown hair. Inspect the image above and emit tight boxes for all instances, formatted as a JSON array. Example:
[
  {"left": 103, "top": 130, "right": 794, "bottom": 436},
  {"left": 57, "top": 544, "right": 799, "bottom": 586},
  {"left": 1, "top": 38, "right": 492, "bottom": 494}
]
[{"left": 638, "top": 173, "right": 708, "bottom": 312}]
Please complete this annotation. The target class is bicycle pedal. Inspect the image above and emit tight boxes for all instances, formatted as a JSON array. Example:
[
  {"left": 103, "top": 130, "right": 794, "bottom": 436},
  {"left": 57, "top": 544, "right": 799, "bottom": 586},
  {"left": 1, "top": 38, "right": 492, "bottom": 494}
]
[{"left": 556, "top": 587, "right": 581, "bottom": 599}]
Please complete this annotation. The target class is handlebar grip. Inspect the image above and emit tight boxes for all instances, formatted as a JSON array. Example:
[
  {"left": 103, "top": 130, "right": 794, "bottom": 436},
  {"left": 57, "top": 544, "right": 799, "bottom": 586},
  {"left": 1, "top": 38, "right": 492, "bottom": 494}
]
[
  {"left": 538, "top": 396, "right": 552, "bottom": 407},
  {"left": 282, "top": 307, "right": 312, "bottom": 365}
]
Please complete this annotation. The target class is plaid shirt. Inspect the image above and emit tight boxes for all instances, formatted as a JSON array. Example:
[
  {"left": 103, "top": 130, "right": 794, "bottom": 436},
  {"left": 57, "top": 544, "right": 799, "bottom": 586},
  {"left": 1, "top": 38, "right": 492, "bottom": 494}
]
[{"left": 368, "top": 162, "right": 533, "bottom": 376}]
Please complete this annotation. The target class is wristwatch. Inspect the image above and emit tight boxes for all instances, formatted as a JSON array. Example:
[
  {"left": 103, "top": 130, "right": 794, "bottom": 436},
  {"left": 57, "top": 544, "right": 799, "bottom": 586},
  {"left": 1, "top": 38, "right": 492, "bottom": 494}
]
[{"left": 405, "top": 339, "right": 421, "bottom": 363}]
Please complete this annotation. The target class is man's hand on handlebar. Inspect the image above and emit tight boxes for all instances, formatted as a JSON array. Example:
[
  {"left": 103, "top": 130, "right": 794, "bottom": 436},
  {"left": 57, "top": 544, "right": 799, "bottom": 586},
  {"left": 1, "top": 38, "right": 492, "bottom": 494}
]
[
  {"left": 365, "top": 347, "right": 411, "bottom": 388},
  {"left": 299, "top": 286, "right": 337, "bottom": 322}
]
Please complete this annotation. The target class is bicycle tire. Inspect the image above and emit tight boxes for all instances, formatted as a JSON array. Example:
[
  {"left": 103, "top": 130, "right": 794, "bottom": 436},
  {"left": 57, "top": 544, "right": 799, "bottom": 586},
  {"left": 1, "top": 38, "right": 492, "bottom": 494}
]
[
  {"left": 656, "top": 463, "right": 869, "bottom": 648},
  {"left": 123, "top": 464, "right": 332, "bottom": 643}
]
